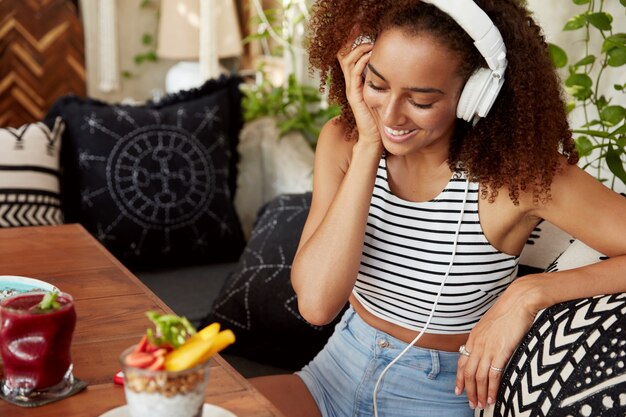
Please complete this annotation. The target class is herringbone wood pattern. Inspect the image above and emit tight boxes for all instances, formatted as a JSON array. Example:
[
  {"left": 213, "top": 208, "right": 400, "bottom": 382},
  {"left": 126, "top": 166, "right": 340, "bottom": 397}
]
[{"left": 0, "top": 0, "right": 85, "bottom": 128}]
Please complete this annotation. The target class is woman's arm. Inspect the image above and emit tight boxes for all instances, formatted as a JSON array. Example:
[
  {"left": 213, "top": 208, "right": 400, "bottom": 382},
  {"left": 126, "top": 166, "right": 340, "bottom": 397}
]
[
  {"left": 524, "top": 162, "right": 626, "bottom": 306},
  {"left": 291, "top": 39, "right": 382, "bottom": 326},
  {"left": 291, "top": 121, "right": 381, "bottom": 326},
  {"left": 457, "top": 162, "right": 626, "bottom": 410}
]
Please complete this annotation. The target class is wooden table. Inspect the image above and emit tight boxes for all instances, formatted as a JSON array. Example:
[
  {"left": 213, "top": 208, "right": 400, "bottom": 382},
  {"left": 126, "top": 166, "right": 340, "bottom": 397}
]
[{"left": 0, "top": 224, "right": 284, "bottom": 417}]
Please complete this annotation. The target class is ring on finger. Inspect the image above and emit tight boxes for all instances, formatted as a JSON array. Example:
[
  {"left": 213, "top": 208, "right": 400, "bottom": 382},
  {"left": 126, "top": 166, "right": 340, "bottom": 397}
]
[
  {"left": 489, "top": 365, "right": 504, "bottom": 373},
  {"left": 351, "top": 34, "right": 374, "bottom": 50},
  {"left": 458, "top": 344, "right": 471, "bottom": 357}
]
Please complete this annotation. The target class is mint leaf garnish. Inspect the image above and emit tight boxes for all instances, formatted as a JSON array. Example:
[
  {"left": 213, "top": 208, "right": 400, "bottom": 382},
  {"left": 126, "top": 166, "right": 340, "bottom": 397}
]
[
  {"left": 37, "top": 292, "right": 61, "bottom": 312},
  {"left": 145, "top": 311, "right": 196, "bottom": 348}
]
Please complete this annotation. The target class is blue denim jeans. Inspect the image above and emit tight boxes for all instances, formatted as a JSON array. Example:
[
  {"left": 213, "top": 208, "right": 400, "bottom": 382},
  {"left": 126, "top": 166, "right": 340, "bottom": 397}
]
[{"left": 297, "top": 307, "right": 473, "bottom": 417}]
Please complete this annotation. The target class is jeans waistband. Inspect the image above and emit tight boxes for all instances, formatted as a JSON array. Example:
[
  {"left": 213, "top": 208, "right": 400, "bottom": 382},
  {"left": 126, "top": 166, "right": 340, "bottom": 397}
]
[{"left": 339, "top": 306, "right": 461, "bottom": 374}]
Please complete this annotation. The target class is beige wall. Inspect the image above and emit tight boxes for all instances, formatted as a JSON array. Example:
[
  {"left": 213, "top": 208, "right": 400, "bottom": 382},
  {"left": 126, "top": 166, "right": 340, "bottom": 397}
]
[{"left": 82, "top": 0, "right": 172, "bottom": 103}]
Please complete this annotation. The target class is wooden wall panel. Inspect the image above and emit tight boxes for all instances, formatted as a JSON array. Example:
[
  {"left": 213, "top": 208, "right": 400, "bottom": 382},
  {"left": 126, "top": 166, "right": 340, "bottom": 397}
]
[{"left": 0, "top": 0, "right": 85, "bottom": 128}]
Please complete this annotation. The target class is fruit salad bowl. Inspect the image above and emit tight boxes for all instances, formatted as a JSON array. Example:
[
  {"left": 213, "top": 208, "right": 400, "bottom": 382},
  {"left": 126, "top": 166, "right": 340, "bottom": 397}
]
[
  {"left": 121, "top": 346, "right": 210, "bottom": 417},
  {"left": 119, "top": 312, "right": 235, "bottom": 417}
]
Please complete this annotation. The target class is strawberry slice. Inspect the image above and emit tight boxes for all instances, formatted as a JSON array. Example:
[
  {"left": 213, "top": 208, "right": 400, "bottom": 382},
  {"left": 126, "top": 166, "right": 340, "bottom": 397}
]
[
  {"left": 148, "top": 355, "right": 165, "bottom": 371},
  {"left": 134, "top": 335, "right": 149, "bottom": 353},
  {"left": 125, "top": 351, "right": 156, "bottom": 369},
  {"left": 153, "top": 348, "right": 169, "bottom": 357},
  {"left": 144, "top": 341, "right": 161, "bottom": 353}
]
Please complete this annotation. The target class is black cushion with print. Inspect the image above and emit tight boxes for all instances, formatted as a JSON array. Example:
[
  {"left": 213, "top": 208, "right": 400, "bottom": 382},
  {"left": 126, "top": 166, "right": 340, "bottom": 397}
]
[
  {"left": 45, "top": 75, "right": 245, "bottom": 269},
  {"left": 203, "top": 192, "right": 344, "bottom": 370}
]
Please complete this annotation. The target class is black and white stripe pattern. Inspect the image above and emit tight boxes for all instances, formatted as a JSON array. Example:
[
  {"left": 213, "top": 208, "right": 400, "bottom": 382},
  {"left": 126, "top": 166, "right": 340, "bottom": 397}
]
[
  {"left": 353, "top": 157, "right": 518, "bottom": 333},
  {"left": 0, "top": 118, "right": 64, "bottom": 227}
]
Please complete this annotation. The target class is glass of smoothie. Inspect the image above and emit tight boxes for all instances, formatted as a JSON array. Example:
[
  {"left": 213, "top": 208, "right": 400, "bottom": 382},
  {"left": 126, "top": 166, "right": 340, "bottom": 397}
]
[{"left": 0, "top": 291, "right": 77, "bottom": 403}]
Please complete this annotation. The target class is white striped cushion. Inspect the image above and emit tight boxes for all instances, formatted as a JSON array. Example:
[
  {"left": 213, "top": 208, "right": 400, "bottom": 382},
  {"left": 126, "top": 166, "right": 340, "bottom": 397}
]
[{"left": 0, "top": 118, "right": 64, "bottom": 227}]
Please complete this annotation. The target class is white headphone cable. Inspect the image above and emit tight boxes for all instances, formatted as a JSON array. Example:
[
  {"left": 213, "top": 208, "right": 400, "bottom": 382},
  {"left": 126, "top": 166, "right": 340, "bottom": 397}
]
[{"left": 372, "top": 178, "right": 470, "bottom": 417}]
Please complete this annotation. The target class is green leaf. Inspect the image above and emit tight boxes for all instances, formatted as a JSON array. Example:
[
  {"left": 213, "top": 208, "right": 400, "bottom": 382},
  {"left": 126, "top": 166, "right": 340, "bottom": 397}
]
[
  {"left": 145, "top": 311, "right": 196, "bottom": 348},
  {"left": 621, "top": 0, "right": 626, "bottom": 6},
  {"left": 573, "top": 54, "right": 595, "bottom": 67},
  {"left": 243, "top": 33, "right": 270, "bottom": 44},
  {"left": 144, "top": 51, "right": 157, "bottom": 62},
  {"left": 572, "top": 128, "right": 610, "bottom": 138},
  {"left": 607, "top": 46, "right": 626, "bottom": 67},
  {"left": 292, "top": 13, "right": 306, "bottom": 26},
  {"left": 576, "top": 136, "right": 594, "bottom": 157},
  {"left": 565, "top": 73, "right": 593, "bottom": 88},
  {"left": 586, "top": 12, "right": 612, "bottom": 31},
  {"left": 36, "top": 292, "right": 61, "bottom": 312},
  {"left": 549, "top": 43, "right": 568, "bottom": 68},
  {"left": 615, "top": 83, "right": 625, "bottom": 91},
  {"left": 565, "top": 73, "right": 593, "bottom": 100},
  {"left": 565, "top": 101, "right": 576, "bottom": 114},
  {"left": 564, "top": 14, "right": 587, "bottom": 30},
  {"left": 603, "top": 34, "right": 626, "bottom": 49},
  {"left": 606, "top": 146, "right": 626, "bottom": 186},
  {"left": 600, "top": 105, "right": 626, "bottom": 126},
  {"left": 142, "top": 33, "right": 153, "bottom": 46},
  {"left": 572, "top": 0, "right": 590, "bottom": 4}
]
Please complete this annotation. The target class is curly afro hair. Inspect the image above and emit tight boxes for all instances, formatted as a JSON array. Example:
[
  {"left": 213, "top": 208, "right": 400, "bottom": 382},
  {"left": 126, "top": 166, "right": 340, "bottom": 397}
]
[{"left": 307, "top": 0, "right": 578, "bottom": 204}]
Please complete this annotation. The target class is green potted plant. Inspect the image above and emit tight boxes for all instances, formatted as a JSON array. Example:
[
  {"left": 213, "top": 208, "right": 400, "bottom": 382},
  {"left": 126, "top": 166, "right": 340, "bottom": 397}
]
[
  {"left": 241, "top": 0, "right": 339, "bottom": 149},
  {"left": 548, "top": 0, "right": 626, "bottom": 190},
  {"left": 235, "top": 0, "right": 340, "bottom": 237}
]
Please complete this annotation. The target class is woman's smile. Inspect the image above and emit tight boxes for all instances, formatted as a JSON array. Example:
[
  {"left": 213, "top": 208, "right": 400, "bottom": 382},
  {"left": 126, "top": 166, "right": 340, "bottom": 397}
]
[{"left": 383, "top": 126, "right": 417, "bottom": 143}]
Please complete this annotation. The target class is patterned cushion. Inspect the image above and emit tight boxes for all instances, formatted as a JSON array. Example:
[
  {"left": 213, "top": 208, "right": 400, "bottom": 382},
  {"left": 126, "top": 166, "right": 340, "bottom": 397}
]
[
  {"left": 45, "top": 76, "right": 245, "bottom": 269},
  {"left": 204, "top": 192, "right": 342, "bottom": 370},
  {"left": 479, "top": 241, "right": 626, "bottom": 417},
  {"left": 0, "top": 118, "right": 65, "bottom": 227}
]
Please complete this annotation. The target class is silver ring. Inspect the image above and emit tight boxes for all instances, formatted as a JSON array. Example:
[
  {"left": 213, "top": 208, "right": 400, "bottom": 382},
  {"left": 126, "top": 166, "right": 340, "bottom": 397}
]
[
  {"left": 490, "top": 365, "right": 504, "bottom": 373},
  {"left": 351, "top": 34, "right": 375, "bottom": 50},
  {"left": 458, "top": 344, "right": 471, "bottom": 357}
]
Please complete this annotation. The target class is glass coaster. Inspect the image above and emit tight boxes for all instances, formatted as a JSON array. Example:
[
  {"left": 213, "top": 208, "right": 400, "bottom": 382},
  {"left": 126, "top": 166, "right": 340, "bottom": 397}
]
[{"left": 0, "top": 377, "right": 87, "bottom": 407}]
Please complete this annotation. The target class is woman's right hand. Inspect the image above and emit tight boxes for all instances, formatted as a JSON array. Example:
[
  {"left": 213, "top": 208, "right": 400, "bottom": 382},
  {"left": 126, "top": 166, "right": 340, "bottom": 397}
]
[{"left": 336, "top": 40, "right": 381, "bottom": 148}]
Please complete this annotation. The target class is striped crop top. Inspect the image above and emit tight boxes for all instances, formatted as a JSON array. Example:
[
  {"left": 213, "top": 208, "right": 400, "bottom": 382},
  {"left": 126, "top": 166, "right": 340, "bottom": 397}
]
[{"left": 352, "top": 156, "right": 519, "bottom": 334}]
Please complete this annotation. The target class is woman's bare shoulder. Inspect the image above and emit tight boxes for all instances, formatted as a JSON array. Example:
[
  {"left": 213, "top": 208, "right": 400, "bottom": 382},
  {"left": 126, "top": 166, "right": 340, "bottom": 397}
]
[{"left": 316, "top": 116, "right": 357, "bottom": 174}]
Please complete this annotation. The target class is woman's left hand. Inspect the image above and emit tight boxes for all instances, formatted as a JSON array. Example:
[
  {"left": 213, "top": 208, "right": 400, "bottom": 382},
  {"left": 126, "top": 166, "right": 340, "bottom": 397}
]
[{"left": 455, "top": 277, "right": 542, "bottom": 410}]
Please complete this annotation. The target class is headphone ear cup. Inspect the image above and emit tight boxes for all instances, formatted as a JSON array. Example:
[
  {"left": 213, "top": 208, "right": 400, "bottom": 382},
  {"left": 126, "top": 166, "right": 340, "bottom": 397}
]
[{"left": 457, "top": 68, "right": 493, "bottom": 122}]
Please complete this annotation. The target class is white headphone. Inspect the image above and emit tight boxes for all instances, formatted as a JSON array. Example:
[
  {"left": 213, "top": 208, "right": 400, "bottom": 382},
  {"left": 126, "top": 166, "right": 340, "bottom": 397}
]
[{"left": 421, "top": 0, "right": 508, "bottom": 125}]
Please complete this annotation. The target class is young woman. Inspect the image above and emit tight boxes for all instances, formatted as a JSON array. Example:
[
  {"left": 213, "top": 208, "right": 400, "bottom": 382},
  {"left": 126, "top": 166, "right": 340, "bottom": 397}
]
[{"left": 251, "top": 1, "right": 626, "bottom": 416}]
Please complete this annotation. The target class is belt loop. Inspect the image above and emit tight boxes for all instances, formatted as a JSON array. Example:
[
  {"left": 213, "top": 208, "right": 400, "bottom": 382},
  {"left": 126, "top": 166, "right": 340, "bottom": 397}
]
[
  {"left": 427, "top": 350, "right": 440, "bottom": 379},
  {"left": 340, "top": 306, "right": 355, "bottom": 330}
]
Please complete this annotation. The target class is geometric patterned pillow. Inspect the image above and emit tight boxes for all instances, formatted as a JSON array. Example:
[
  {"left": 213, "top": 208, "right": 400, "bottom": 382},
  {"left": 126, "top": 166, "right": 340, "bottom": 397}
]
[
  {"left": 545, "top": 239, "right": 607, "bottom": 273},
  {"left": 478, "top": 241, "right": 626, "bottom": 417},
  {"left": 204, "top": 192, "right": 342, "bottom": 370},
  {"left": 44, "top": 76, "right": 245, "bottom": 269},
  {"left": 0, "top": 117, "right": 65, "bottom": 227}
]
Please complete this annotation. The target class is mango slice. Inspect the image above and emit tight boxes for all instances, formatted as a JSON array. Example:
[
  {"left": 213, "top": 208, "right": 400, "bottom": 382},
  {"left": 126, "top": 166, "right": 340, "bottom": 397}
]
[
  {"left": 163, "top": 322, "right": 235, "bottom": 371},
  {"left": 164, "top": 338, "right": 214, "bottom": 371}
]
